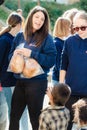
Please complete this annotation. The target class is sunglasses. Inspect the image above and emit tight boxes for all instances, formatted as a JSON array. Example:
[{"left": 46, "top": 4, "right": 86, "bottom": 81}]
[{"left": 73, "top": 26, "right": 87, "bottom": 32}]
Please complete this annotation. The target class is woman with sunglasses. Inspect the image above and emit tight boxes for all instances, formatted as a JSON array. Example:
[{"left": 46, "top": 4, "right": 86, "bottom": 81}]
[{"left": 59, "top": 11, "right": 87, "bottom": 130}]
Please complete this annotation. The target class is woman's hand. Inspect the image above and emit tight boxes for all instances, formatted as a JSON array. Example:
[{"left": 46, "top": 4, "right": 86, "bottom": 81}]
[{"left": 14, "top": 48, "right": 32, "bottom": 57}]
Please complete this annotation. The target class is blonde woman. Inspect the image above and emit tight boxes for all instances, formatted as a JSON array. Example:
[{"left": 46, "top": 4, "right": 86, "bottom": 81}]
[{"left": 52, "top": 17, "right": 71, "bottom": 85}]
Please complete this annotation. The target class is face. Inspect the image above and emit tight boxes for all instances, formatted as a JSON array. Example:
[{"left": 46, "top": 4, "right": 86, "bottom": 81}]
[
  {"left": 32, "top": 11, "right": 45, "bottom": 32},
  {"left": 73, "top": 18, "right": 87, "bottom": 38}
]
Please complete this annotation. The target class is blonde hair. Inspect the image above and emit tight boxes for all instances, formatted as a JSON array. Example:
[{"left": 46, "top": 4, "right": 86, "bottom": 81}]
[
  {"left": 72, "top": 98, "right": 87, "bottom": 125},
  {"left": 53, "top": 17, "right": 71, "bottom": 38},
  {"left": 0, "top": 12, "right": 22, "bottom": 35},
  {"left": 73, "top": 11, "right": 87, "bottom": 23}
]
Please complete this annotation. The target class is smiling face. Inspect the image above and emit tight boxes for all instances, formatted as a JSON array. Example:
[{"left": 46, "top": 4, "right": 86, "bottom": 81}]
[{"left": 32, "top": 11, "right": 45, "bottom": 33}]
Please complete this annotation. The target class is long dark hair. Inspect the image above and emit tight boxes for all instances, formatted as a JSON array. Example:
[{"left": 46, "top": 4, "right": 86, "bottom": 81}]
[{"left": 24, "top": 6, "right": 50, "bottom": 46}]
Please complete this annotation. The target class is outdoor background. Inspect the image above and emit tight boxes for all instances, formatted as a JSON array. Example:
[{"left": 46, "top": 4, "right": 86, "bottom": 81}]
[{"left": 0, "top": 0, "right": 87, "bottom": 31}]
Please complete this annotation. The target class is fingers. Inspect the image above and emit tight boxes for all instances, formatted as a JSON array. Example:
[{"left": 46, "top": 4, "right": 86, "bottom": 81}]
[{"left": 13, "top": 48, "right": 31, "bottom": 57}]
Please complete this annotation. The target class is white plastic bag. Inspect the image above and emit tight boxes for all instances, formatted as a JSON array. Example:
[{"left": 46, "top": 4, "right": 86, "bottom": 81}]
[{"left": 22, "top": 57, "right": 44, "bottom": 78}]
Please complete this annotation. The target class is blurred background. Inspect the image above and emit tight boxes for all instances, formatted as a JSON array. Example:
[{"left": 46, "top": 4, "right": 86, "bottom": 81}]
[{"left": 0, "top": 0, "right": 87, "bottom": 31}]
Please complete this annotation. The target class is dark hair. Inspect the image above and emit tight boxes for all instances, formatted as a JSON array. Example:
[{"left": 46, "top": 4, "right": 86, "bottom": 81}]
[
  {"left": 0, "top": 0, "right": 4, "bottom": 5},
  {"left": 51, "top": 83, "right": 71, "bottom": 106},
  {"left": 79, "top": 105, "right": 87, "bottom": 123},
  {"left": 0, "top": 12, "right": 22, "bottom": 35},
  {"left": 23, "top": 6, "right": 50, "bottom": 46}
]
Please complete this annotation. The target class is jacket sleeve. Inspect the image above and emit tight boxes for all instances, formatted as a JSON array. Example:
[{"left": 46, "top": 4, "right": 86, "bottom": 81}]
[
  {"left": 30, "top": 35, "right": 57, "bottom": 69},
  {"left": 60, "top": 41, "right": 69, "bottom": 71},
  {"left": 8, "top": 33, "right": 22, "bottom": 61},
  {"left": 0, "top": 38, "right": 9, "bottom": 66}
]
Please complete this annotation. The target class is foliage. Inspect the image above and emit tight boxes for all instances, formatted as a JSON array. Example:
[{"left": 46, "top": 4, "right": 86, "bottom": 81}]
[
  {"left": 79, "top": 0, "right": 87, "bottom": 11},
  {"left": 4, "top": 0, "right": 18, "bottom": 10},
  {"left": 2, "top": 0, "right": 87, "bottom": 31},
  {"left": 0, "top": 6, "right": 10, "bottom": 22}
]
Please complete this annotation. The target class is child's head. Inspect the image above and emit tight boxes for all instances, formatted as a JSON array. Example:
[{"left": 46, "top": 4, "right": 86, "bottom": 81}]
[
  {"left": 72, "top": 98, "right": 87, "bottom": 126},
  {"left": 53, "top": 17, "right": 71, "bottom": 38},
  {"left": 47, "top": 83, "right": 71, "bottom": 106}
]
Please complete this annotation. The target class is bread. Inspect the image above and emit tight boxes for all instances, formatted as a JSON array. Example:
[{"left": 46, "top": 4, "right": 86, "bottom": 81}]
[
  {"left": 9, "top": 54, "right": 24, "bottom": 73},
  {"left": 23, "top": 58, "right": 39, "bottom": 78}
]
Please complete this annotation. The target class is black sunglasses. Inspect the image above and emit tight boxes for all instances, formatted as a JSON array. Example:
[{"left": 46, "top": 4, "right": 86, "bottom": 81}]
[{"left": 73, "top": 26, "right": 87, "bottom": 32}]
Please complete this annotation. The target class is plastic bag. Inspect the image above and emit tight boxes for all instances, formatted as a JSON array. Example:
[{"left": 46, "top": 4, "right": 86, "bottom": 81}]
[
  {"left": 8, "top": 55, "right": 44, "bottom": 78},
  {"left": 8, "top": 42, "right": 44, "bottom": 78},
  {"left": 8, "top": 54, "right": 25, "bottom": 73},
  {"left": 22, "top": 57, "right": 44, "bottom": 78}
]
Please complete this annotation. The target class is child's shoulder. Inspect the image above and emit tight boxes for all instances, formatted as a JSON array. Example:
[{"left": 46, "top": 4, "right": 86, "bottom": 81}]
[{"left": 41, "top": 105, "right": 69, "bottom": 113}]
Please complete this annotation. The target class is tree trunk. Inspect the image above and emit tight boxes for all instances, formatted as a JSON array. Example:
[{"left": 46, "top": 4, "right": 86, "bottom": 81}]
[
  {"left": 37, "top": 0, "right": 40, "bottom": 5},
  {"left": 18, "top": 0, "right": 21, "bottom": 8}
]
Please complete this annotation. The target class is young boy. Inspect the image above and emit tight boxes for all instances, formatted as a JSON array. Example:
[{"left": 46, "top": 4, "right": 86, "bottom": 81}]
[
  {"left": 72, "top": 98, "right": 87, "bottom": 130},
  {"left": 38, "top": 83, "right": 71, "bottom": 130}
]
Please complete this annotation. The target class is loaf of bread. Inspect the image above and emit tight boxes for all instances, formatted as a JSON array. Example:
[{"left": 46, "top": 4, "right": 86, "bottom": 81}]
[
  {"left": 9, "top": 54, "right": 24, "bottom": 73},
  {"left": 23, "top": 58, "right": 39, "bottom": 78}
]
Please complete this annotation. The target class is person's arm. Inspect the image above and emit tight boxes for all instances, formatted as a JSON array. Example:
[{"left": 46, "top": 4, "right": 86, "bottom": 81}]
[
  {"left": 8, "top": 33, "right": 23, "bottom": 61},
  {"left": 59, "top": 70, "right": 66, "bottom": 83},
  {"left": 0, "top": 38, "right": 9, "bottom": 66},
  {"left": 59, "top": 40, "right": 69, "bottom": 82},
  {"left": 30, "top": 34, "right": 57, "bottom": 69}
]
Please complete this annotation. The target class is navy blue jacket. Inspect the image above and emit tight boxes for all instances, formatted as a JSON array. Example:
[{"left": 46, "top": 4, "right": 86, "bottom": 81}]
[
  {"left": 0, "top": 32, "right": 16, "bottom": 87},
  {"left": 61, "top": 34, "right": 87, "bottom": 96},
  {"left": 52, "top": 37, "right": 64, "bottom": 81},
  {"left": 9, "top": 32, "right": 57, "bottom": 80}
]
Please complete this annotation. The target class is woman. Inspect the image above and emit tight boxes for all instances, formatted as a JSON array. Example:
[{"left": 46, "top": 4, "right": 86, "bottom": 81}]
[
  {"left": 9, "top": 6, "right": 57, "bottom": 130},
  {"left": 0, "top": 12, "right": 22, "bottom": 130},
  {"left": 52, "top": 17, "right": 71, "bottom": 85},
  {"left": 59, "top": 11, "right": 87, "bottom": 130}
]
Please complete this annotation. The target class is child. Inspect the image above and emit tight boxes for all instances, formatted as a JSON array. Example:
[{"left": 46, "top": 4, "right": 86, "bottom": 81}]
[
  {"left": 72, "top": 98, "right": 87, "bottom": 130},
  {"left": 38, "top": 83, "right": 71, "bottom": 130}
]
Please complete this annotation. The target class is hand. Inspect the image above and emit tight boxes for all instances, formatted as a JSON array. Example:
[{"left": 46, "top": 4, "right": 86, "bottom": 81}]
[
  {"left": 46, "top": 87, "right": 53, "bottom": 98},
  {"left": 14, "top": 48, "right": 32, "bottom": 57}
]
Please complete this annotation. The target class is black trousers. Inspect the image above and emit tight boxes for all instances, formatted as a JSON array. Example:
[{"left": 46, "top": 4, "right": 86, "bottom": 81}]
[
  {"left": 9, "top": 79, "right": 47, "bottom": 130},
  {"left": 66, "top": 95, "right": 87, "bottom": 130}
]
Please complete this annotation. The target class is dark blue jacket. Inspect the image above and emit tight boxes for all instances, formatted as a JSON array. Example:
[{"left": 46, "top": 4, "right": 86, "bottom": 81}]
[
  {"left": 9, "top": 32, "right": 57, "bottom": 80},
  {"left": 0, "top": 32, "right": 16, "bottom": 87},
  {"left": 61, "top": 34, "right": 87, "bottom": 96},
  {"left": 52, "top": 37, "right": 64, "bottom": 81}
]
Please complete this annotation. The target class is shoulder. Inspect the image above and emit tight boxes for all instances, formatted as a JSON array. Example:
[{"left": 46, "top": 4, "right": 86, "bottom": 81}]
[
  {"left": 65, "top": 34, "right": 78, "bottom": 43},
  {"left": 0, "top": 33, "right": 10, "bottom": 46},
  {"left": 64, "top": 107, "right": 70, "bottom": 115},
  {"left": 45, "top": 34, "right": 53, "bottom": 42},
  {"left": 13, "top": 32, "right": 24, "bottom": 43},
  {"left": 15, "top": 32, "right": 24, "bottom": 38},
  {"left": 41, "top": 106, "right": 52, "bottom": 115},
  {"left": 54, "top": 37, "right": 64, "bottom": 46}
]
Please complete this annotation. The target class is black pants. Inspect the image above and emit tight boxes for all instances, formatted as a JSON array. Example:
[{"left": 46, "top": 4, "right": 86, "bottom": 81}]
[
  {"left": 9, "top": 79, "right": 47, "bottom": 130},
  {"left": 66, "top": 95, "right": 87, "bottom": 130}
]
